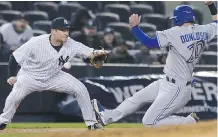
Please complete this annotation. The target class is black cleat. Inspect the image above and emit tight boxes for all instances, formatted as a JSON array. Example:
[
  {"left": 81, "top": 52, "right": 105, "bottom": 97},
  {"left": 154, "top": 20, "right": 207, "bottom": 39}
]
[
  {"left": 0, "top": 124, "right": 7, "bottom": 130},
  {"left": 88, "top": 123, "right": 104, "bottom": 131}
]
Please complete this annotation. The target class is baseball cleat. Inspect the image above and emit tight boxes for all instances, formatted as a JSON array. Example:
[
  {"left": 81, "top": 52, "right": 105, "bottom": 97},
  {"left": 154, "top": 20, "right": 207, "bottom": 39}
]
[
  {"left": 0, "top": 123, "right": 7, "bottom": 130},
  {"left": 190, "top": 112, "right": 200, "bottom": 122},
  {"left": 91, "top": 99, "right": 107, "bottom": 126},
  {"left": 88, "top": 123, "right": 104, "bottom": 131}
]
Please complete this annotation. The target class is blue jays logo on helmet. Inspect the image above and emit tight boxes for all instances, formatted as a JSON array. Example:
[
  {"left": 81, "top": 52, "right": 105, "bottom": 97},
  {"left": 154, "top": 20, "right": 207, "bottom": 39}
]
[{"left": 170, "top": 5, "right": 196, "bottom": 26}]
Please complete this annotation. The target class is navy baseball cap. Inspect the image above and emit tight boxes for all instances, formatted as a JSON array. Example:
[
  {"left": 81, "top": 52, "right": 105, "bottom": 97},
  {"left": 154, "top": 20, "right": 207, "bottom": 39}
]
[
  {"left": 51, "top": 17, "right": 71, "bottom": 30},
  {"left": 84, "top": 19, "right": 97, "bottom": 29},
  {"left": 15, "top": 13, "right": 28, "bottom": 21},
  {"left": 104, "top": 27, "right": 114, "bottom": 35}
]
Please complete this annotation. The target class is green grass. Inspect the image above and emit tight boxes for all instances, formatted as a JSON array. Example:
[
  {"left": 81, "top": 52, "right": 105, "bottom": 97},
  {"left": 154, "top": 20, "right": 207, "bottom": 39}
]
[
  {"left": 7, "top": 122, "right": 143, "bottom": 129},
  {"left": 8, "top": 123, "right": 87, "bottom": 129},
  {"left": 1, "top": 133, "right": 43, "bottom": 137},
  {"left": 0, "top": 123, "right": 143, "bottom": 137}
]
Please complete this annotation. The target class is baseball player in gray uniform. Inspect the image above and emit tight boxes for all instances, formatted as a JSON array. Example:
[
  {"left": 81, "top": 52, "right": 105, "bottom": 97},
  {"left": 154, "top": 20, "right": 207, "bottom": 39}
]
[
  {"left": 92, "top": 2, "right": 217, "bottom": 127},
  {"left": 0, "top": 17, "right": 108, "bottom": 130}
]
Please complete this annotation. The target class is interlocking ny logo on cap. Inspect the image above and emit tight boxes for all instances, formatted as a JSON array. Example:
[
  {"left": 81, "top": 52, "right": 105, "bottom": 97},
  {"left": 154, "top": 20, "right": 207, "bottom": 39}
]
[{"left": 64, "top": 19, "right": 68, "bottom": 25}]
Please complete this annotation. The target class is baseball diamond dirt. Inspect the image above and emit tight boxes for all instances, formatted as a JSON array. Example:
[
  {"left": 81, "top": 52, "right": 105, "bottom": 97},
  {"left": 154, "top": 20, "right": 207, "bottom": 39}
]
[{"left": 0, "top": 120, "right": 216, "bottom": 137}]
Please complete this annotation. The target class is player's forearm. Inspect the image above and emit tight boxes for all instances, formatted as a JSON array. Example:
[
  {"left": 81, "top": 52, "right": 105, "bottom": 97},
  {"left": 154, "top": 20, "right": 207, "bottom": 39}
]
[
  {"left": 208, "top": 3, "right": 217, "bottom": 21},
  {"left": 131, "top": 26, "right": 159, "bottom": 49},
  {"left": 8, "top": 54, "right": 18, "bottom": 78}
]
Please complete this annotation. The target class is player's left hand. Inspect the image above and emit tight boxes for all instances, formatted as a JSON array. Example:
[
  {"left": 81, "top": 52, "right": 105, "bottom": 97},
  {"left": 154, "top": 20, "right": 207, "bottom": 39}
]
[
  {"left": 129, "top": 14, "right": 141, "bottom": 28},
  {"left": 90, "top": 48, "right": 109, "bottom": 68}
]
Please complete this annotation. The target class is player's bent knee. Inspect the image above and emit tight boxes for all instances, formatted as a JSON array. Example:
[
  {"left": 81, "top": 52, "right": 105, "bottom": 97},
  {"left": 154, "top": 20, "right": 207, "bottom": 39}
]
[{"left": 72, "top": 83, "right": 89, "bottom": 97}]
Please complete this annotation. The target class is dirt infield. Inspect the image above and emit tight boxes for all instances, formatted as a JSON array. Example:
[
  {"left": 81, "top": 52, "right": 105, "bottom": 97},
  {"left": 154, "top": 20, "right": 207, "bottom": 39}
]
[{"left": 0, "top": 120, "right": 217, "bottom": 137}]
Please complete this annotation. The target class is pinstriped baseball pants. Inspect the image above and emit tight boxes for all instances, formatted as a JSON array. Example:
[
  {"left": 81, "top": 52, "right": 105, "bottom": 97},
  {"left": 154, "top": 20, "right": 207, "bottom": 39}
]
[
  {"left": 103, "top": 79, "right": 196, "bottom": 126},
  {"left": 0, "top": 70, "right": 97, "bottom": 126}
]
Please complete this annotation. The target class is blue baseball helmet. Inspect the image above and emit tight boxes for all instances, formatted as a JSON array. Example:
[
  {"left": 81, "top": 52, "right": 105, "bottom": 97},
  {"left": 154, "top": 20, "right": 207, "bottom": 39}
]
[{"left": 170, "top": 5, "right": 196, "bottom": 26}]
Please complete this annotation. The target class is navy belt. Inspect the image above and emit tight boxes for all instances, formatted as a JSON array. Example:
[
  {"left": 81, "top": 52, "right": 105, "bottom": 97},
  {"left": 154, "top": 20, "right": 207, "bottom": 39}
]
[{"left": 166, "top": 76, "right": 191, "bottom": 86}]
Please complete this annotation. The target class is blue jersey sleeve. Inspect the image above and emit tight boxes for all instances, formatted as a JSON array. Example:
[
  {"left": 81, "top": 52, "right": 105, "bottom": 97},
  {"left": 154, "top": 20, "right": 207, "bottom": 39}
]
[{"left": 131, "top": 26, "right": 159, "bottom": 49}]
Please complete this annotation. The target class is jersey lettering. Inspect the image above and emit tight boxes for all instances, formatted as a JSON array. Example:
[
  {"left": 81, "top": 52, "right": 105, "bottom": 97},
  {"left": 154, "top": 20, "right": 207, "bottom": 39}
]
[{"left": 180, "top": 32, "right": 208, "bottom": 43}]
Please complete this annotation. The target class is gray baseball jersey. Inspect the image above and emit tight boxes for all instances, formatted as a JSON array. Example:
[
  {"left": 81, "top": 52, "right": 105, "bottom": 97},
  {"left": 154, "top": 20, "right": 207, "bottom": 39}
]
[
  {"left": 13, "top": 34, "right": 93, "bottom": 81},
  {"left": 100, "top": 22, "right": 217, "bottom": 127},
  {"left": 0, "top": 22, "right": 33, "bottom": 49},
  {"left": 156, "top": 23, "right": 217, "bottom": 81}
]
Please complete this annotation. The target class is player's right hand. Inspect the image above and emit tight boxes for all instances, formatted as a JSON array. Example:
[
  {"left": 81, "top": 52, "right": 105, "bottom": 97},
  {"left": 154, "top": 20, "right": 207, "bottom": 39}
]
[
  {"left": 204, "top": 1, "right": 213, "bottom": 5},
  {"left": 7, "top": 77, "right": 17, "bottom": 85},
  {"left": 129, "top": 14, "right": 141, "bottom": 28}
]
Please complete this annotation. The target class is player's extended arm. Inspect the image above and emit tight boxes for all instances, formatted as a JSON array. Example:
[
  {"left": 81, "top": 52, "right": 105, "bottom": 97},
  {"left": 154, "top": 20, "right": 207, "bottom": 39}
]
[
  {"left": 72, "top": 39, "right": 109, "bottom": 68},
  {"left": 129, "top": 14, "right": 159, "bottom": 49},
  {"left": 132, "top": 26, "right": 159, "bottom": 49},
  {"left": 205, "top": 1, "right": 218, "bottom": 22}
]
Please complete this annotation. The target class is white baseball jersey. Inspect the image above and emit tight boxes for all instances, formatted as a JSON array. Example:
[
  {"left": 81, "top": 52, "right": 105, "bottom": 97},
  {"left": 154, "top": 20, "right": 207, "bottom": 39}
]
[
  {"left": 13, "top": 34, "right": 94, "bottom": 81},
  {"left": 156, "top": 23, "right": 217, "bottom": 81},
  {"left": 0, "top": 34, "right": 98, "bottom": 126},
  {"left": 0, "top": 22, "right": 33, "bottom": 49}
]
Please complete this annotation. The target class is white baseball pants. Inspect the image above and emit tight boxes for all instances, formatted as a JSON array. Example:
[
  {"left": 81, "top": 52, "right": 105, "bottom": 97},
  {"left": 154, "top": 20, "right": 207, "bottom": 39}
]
[{"left": 0, "top": 70, "right": 97, "bottom": 126}]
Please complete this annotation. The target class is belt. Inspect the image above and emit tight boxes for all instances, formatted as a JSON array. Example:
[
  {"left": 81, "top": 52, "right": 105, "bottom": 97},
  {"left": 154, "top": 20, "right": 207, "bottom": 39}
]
[{"left": 166, "top": 76, "right": 191, "bottom": 86}]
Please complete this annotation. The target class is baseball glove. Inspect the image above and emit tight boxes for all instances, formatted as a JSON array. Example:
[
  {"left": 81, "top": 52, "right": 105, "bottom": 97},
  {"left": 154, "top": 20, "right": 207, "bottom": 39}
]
[{"left": 90, "top": 48, "right": 109, "bottom": 68}]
